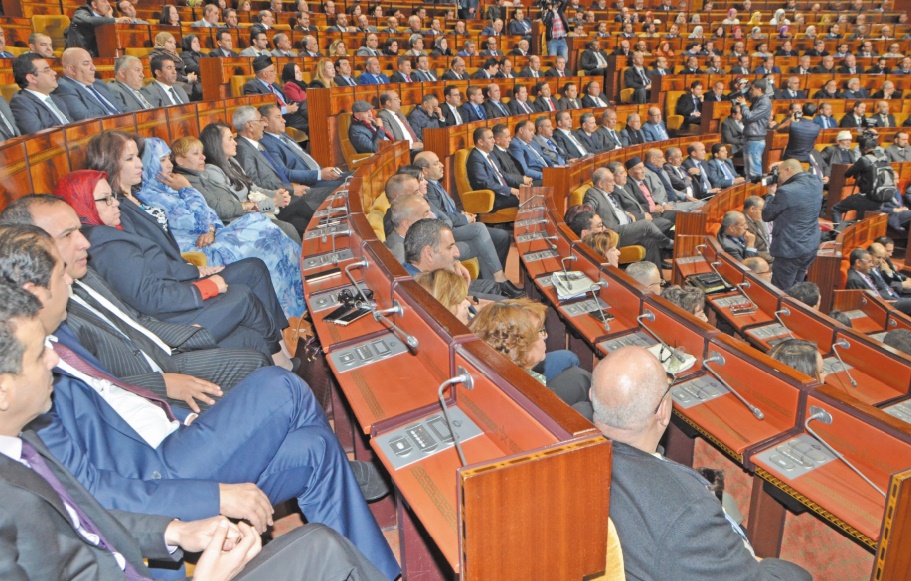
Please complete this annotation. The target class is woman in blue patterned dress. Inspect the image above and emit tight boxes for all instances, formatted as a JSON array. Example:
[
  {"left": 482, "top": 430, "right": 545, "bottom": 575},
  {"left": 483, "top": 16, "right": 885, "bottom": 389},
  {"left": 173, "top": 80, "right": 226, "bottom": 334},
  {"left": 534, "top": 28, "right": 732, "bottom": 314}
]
[{"left": 136, "top": 137, "right": 306, "bottom": 318}]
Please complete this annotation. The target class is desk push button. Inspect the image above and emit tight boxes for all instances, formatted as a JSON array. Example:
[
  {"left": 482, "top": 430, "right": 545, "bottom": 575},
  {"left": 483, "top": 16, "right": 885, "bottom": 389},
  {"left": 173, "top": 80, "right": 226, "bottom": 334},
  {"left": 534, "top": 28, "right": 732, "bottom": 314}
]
[
  {"left": 390, "top": 437, "right": 413, "bottom": 457},
  {"left": 769, "top": 454, "right": 796, "bottom": 471}
]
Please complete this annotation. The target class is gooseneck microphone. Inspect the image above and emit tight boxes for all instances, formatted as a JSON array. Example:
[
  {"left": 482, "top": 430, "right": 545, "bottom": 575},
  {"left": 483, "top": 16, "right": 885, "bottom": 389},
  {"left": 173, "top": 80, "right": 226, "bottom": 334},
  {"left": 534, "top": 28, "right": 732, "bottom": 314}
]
[
  {"left": 703, "top": 352, "right": 764, "bottom": 420},
  {"left": 372, "top": 301, "right": 419, "bottom": 353},
  {"left": 773, "top": 306, "right": 795, "bottom": 339},
  {"left": 437, "top": 368, "right": 475, "bottom": 466},
  {"left": 830, "top": 338, "right": 858, "bottom": 387},
  {"left": 805, "top": 406, "right": 885, "bottom": 497}
]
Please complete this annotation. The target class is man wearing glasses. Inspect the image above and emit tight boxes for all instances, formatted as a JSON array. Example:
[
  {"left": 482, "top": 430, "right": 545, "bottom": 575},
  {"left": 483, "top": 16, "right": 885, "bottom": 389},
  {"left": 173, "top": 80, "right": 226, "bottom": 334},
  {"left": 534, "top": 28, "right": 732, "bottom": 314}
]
[
  {"left": 590, "top": 346, "right": 812, "bottom": 580},
  {"left": 10, "top": 53, "right": 73, "bottom": 134}
]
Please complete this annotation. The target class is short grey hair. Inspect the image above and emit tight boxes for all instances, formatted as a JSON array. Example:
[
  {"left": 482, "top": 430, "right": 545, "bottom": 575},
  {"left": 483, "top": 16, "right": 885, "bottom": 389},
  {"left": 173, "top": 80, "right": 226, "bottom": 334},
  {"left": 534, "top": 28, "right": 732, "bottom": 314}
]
[
  {"left": 390, "top": 194, "right": 423, "bottom": 228},
  {"left": 592, "top": 167, "right": 611, "bottom": 187},
  {"left": 721, "top": 210, "right": 743, "bottom": 232},
  {"left": 625, "top": 261, "right": 659, "bottom": 286},
  {"left": 114, "top": 55, "right": 141, "bottom": 76},
  {"left": 232, "top": 105, "right": 260, "bottom": 132}
]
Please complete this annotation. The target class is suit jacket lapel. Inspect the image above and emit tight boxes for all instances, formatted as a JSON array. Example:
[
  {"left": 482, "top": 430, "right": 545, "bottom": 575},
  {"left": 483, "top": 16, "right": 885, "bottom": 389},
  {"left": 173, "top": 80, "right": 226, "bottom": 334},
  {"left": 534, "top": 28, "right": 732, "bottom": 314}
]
[{"left": 0, "top": 444, "right": 70, "bottom": 521}]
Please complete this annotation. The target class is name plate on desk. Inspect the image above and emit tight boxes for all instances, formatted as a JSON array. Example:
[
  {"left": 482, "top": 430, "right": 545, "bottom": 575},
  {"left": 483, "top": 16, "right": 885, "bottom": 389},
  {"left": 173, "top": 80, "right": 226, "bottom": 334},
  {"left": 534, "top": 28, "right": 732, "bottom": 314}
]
[
  {"left": 562, "top": 297, "right": 610, "bottom": 317},
  {"left": 841, "top": 310, "right": 868, "bottom": 320},
  {"left": 883, "top": 400, "right": 911, "bottom": 424},
  {"left": 713, "top": 295, "right": 752, "bottom": 308},
  {"left": 670, "top": 375, "right": 727, "bottom": 409},
  {"left": 676, "top": 256, "right": 705, "bottom": 265},
  {"left": 822, "top": 357, "right": 853, "bottom": 375},
  {"left": 304, "top": 222, "right": 348, "bottom": 239},
  {"left": 754, "top": 434, "right": 837, "bottom": 480},
  {"left": 516, "top": 231, "right": 550, "bottom": 243},
  {"left": 329, "top": 336, "right": 408, "bottom": 373},
  {"left": 375, "top": 408, "right": 483, "bottom": 470},
  {"left": 302, "top": 248, "right": 354, "bottom": 270},
  {"left": 524, "top": 249, "right": 560, "bottom": 262},
  {"left": 749, "top": 323, "right": 790, "bottom": 340},
  {"left": 599, "top": 331, "right": 657, "bottom": 352},
  {"left": 536, "top": 274, "right": 556, "bottom": 288}
]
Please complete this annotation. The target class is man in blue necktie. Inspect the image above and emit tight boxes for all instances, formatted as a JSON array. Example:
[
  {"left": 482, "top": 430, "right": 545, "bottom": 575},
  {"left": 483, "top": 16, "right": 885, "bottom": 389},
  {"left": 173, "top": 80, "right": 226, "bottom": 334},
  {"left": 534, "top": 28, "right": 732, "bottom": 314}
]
[
  {"left": 53, "top": 48, "right": 123, "bottom": 121},
  {"left": 460, "top": 86, "right": 487, "bottom": 121}
]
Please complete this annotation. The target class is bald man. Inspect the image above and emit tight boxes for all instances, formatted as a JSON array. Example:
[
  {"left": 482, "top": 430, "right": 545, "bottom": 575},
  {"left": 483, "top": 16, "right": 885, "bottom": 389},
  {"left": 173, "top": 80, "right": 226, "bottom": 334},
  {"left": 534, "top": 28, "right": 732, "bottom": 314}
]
[
  {"left": 760, "top": 159, "right": 823, "bottom": 292},
  {"left": 53, "top": 47, "right": 122, "bottom": 120},
  {"left": 590, "top": 347, "right": 812, "bottom": 580}
]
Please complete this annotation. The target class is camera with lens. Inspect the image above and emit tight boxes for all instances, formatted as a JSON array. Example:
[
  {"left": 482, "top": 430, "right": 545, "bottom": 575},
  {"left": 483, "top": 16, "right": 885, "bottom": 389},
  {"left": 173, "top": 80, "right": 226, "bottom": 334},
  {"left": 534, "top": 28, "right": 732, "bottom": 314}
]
[{"left": 751, "top": 165, "right": 779, "bottom": 186}]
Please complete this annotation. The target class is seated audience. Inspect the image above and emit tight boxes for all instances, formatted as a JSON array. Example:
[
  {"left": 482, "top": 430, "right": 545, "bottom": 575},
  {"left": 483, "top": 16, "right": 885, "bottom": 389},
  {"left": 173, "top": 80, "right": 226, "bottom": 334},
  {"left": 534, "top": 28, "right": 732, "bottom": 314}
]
[
  {"left": 787, "top": 281, "right": 821, "bottom": 309},
  {"left": 660, "top": 285, "right": 708, "bottom": 322},
  {"left": 10, "top": 53, "right": 73, "bottom": 134},
  {"left": 626, "top": 261, "right": 663, "bottom": 293},
  {"left": 845, "top": 248, "right": 911, "bottom": 314},
  {"left": 590, "top": 346, "right": 812, "bottom": 580},
  {"left": 466, "top": 127, "right": 521, "bottom": 211},
  {"left": 470, "top": 298, "right": 593, "bottom": 418},
  {"left": 139, "top": 137, "right": 306, "bottom": 317},
  {"left": 415, "top": 268, "right": 472, "bottom": 325},
  {"left": 582, "top": 230, "right": 621, "bottom": 267}
]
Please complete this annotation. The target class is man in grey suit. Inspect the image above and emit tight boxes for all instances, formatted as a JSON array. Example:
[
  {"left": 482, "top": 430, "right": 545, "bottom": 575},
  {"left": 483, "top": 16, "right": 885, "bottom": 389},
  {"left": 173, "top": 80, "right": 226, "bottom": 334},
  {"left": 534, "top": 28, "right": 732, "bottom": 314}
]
[
  {"left": 0, "top": 283, "right": 390, "bottom": 581},
  {"left": 232, "top": 107, "right": 314, "bottom": 232},
  {"left": 0, "top": 95, "right": 20, "bottom": 141},
  {"left": 0, "top": 195, "right": 270, "bottom": 412},
  {"left": 591, "top": 346, "right": 812, "bottom": 581},
  {"left": 270, "top": 33, "right": 298, "bottom": 57},
  {"left": 140, "top": 54, "right": 190, "bottom": 107},
  {"left": 107, "top": 55, "right": 154, "bottom": 111},
  {"left": 582, "top": 167, "right": 672, "bottom": 269},
  {"left": 53, "top": 47, "right": 123, "bottom": 121},
  {"left": 191, "top": 3, "right": 220, "bottom": 27},
  {"left": 376, "top": 90, "right": 423, "bottom": 152},
  {"left": 238, "top": 31, "right": 271, "bottom": 57},
  {"left": 9, "top": 53, "right": 73, "bottom": 134}
]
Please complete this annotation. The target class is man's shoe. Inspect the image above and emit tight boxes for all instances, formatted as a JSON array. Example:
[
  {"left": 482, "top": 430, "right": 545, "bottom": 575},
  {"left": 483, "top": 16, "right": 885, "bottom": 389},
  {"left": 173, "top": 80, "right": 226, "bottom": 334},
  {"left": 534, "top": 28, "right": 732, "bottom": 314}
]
[
  {"left": 498, "top": 280, "right": 526, "bottom": 298},
  {"left": 350, "top": 460, "right": 390, "bottom": 502},
  {"left": 661, "top": 260, "right": 673, "bottom": 270}
]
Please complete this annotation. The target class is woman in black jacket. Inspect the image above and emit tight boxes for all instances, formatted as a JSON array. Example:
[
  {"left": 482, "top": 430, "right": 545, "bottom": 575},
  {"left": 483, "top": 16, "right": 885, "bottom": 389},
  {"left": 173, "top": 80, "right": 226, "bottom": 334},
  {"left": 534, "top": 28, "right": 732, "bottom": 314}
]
[{"left": 180, "top": 34, "right": 204, "bottom": 78}]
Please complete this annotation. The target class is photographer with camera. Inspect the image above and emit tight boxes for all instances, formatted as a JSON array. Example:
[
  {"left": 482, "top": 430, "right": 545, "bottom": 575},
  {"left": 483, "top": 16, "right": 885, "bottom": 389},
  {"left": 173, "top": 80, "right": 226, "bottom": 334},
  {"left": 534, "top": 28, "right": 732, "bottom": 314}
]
[
  {"left": 734, "top": 79, "right": 772, "bottom": 181},
  {"left": 831, "top": 133, "right": 895, "bottom": 226},
  {"left": 761, "top": 159, "right": 824, "bottom": 291},
  {"left": 540, "top": 0, "right": 569, "bottom": 59}
]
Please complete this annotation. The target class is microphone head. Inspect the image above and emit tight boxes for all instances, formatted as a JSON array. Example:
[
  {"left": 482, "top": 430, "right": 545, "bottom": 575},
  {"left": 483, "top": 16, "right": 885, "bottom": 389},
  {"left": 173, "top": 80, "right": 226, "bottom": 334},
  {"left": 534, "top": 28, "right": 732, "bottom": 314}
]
[
  {"left": 808, "top": 405, "right": 833, "bottom": 424},
  {"left": 752, "top": 407, "right": 765, "bottom": 420},
  {"left": 834, "top": 338, "right": 850, "bottom": 349},
  {"left": 405, "top": 335, "right": 419, "bottom": 349},
  {"left": 638, "top": 310, "right": 656, "bottom": 323},
  {"left": 777, "top": 306, "right": 791, "bottom": 317},
  {"left": 705, "top": 351, "right": 726, "bottom": 366}
]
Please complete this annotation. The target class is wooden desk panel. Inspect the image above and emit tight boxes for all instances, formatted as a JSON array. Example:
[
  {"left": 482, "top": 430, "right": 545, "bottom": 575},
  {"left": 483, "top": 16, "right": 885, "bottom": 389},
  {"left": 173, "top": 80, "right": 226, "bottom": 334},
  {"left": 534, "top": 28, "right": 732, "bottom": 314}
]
[
  {"left": 831, "top": 289, "right": 889, "bottom": 335},
  {"left": 641, "top": 294, "right": 716, "bottom": 370},
  {"left": 778, "top": 298, "right": 837, "bottom": 354}
]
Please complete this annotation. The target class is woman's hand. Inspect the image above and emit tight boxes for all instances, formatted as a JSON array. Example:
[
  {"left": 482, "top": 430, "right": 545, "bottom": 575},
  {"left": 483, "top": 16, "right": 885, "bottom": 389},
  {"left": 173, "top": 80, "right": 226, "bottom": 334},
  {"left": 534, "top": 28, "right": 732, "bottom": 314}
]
[
  {"left": 186, "top": 72, "right": 198, "bottom": 82},
  {"left": 196, "top": 229, "right": 216, "bottom": 248},
  {"left": 158, "top": 171, "right": 192, "bottom": 190},
  {"left": 273, "top": 189, "right": 292, "bottom": 208}
]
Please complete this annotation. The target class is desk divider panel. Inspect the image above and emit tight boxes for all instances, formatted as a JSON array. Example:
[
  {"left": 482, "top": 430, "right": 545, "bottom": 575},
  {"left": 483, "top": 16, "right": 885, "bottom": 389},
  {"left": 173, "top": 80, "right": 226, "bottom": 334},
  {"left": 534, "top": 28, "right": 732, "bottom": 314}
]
[
  {"left": 676, "top": 333, "right": 807, "bottom": 465},
  {"left": 778, "top": 298, "right": 838, "bottom": 355},
  {"left": 827, "top": 329, "right": 911, "bottom": 406},
  {"left": 641, "top": 294, "right": 716, "bottom": 370},
  {"left": 831, "top": 290, "right": 889, "bottom": 333},
  {"left": 600, "top": 265, "right": 647, "bottom": 331},
  {"left": 27, "top": 129, "right": 69, "bottom": 195}
]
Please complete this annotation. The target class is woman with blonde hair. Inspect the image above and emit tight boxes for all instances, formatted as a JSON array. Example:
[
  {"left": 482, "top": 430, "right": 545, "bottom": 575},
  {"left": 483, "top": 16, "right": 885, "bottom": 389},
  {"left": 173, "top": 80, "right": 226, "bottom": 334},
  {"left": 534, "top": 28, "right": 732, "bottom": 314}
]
[
  {"left": 470, "top": 298, "right": 593, "bottom": 418},
  {"left": 414, "top": 269, "right": 472, "bottom": 324},
  {"left": 748, "top": 11, "right": 762, "bottom": 24},
  {"left": 329, "top": 39, "right": 348, "bottom": 56},
  {"left": 150, "top": 32, "right": 201, "bottom": 100},
  {"left": 309, "top": 57, "right": 337, "bottom": 88},
  {"left": 582, "top": 230, "right": 621, "bottom": 268}
]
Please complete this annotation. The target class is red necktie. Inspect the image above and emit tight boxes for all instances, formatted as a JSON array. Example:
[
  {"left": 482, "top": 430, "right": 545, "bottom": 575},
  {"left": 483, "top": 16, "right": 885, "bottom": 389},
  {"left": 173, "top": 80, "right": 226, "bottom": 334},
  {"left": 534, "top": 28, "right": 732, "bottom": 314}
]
[
  {"left": 53, "top": 341, "right": 177, "bottom": 422},
  {"left": 396, "top": 112, "right": 419, "bottom": 141}
]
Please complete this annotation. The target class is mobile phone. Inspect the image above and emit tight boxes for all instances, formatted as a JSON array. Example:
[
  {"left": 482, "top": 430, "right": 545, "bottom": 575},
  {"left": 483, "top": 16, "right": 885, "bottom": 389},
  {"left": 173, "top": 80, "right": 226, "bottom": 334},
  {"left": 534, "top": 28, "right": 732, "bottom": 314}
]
[
  {"left": 323, "top": 302, "right": 355, "bottom": 323},
  {"left": 332, "top": 306, "right": 372, "bottom": 326}
]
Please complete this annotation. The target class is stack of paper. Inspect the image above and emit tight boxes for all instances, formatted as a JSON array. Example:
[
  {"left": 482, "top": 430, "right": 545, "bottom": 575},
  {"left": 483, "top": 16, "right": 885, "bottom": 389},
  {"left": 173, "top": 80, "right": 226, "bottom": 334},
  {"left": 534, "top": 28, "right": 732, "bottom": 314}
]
[{"left": 552, "top": 271, "right": 597, "bottom": 301}]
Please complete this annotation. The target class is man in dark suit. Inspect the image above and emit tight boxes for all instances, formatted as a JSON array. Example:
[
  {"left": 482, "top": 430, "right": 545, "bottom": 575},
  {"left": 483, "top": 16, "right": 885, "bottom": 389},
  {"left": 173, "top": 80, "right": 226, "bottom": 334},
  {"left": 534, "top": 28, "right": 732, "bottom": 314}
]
[
  {"left": 440, "top": 85, "right": 466, "bottom": 126},
  {"left": 594, "top": 109, "right": 623, "bottom": 151},
  {"left": 623, "top": 52, "right": 652, "bottom": 104},
  {"left": 580, "top": 80, "right": 609, "bottom": 108},
  {"left": 619, "top": 113, "right": 647, "bottom": 147},
  {"left": 441, "top": 57, "right": 469, "bottom": 81},
  {"left": 507, "top": 84, "right": 536, "bottom": 115},
  {"left": 582, "top": 167, "right": 672, "bottom": 269},
  {"left": 706, "top": 143, "right": 745, "bottom": 189},
  {"left": 837, "top": 54, "right": 864, "bottom": 74},
  {"left": 140, "top": 54, "right": 191, "bottom": 107},
  {"left": 729, "top": 55, "right": 752, "bottom": 75},
  {"left": 491, "top": 123, "right": 532, "bottom": 186},
  {"left": 348, "top": 99, "right": 392, "bottom": 155},
  {"left": 331, "top": 57, "right": 357, "bottom": 87},
  {"left": 717, "top": 210, "right": 758, "bottom": 262},
  {"left": 460, "top": 86, "right": 488, "bottom": 122},
  {"left": 681, "top": 142, "right": 720, "bottom": 199},
  {"left": 53, "top": 48, "right": 123, "bottom": 121},
  {"left": 743, "top": 195, "right": 774, "bottom": 264},
  {"left": 553, "top": 110, "right": 590, "bottom": 160},
  {"left": 775, "top": 76, "right": 807, "bottom": 100},
  {"left": 406, "top": 94, "right": 446, "bottom": 141},
  {"left": 106, "top": 55, "right": 154, "bottom": 111},
  {"left": 466, "top": 126, "right": 520, "bottom": 211},
  {"left": 533, "top": 116, "right": 567, "bottom": 166},
  {"left": 471, "top": 57, "right": 500, "bottom": 80},
  {"left": 664, "top": 146, "right": 697, "bottom": 201},
  {"left": 844, "top": 248, "right": 911, "bottom": 314},
  {"left": 65, "top": 0, "right": 130, "bottom": 56},
  {"left": 0, "top": 284, "right": 388, "bottom": 581},
  {"left": 590, "top": 347, "right": 813, "bottom": 581},
  {"left": 518, "top": 55, "right": 544, "bottom": 78},
  {"left": 869, "top": 100, "right": 897, "bottom": 128},
  {"left": 579, "top": 40, "right": 609, "bottom": 75},
  {"left": 412, "top": 55, "right": 439, "bottom": 82},
  {"left": 483, "top": 83, "right": 510, "bottom": 118},
  {"left": 762, "top": 160, "right": 824, "bottom": 291},
  {"left": 10, "top": 53, "right": 73, "bottom": 134},
  {"left": 840, "top": 79, "right": 870, "bottom": 101},
  {"left": 575, "top": 112, "right": 605, "bottom": 154},
  {"left": 388, "top": 56, "right": 415, "bottom": 83},
  {"left": 0, "top": 94, "right": 21, "bottom": 141},
  {"left": 839, "top": 100, "right": 870, "bottom": 128},
  {"left": 533, "top": 81, "right": 559, "bottom": 112},
  {"left": 210, "top": 30, "right": 239, "bottom": 57},
  {"left": 675, "top": 81, "right": 704, "bottom": 128},
  {"left": 0, "top": 229, "right": 400, "bottom": 580}
]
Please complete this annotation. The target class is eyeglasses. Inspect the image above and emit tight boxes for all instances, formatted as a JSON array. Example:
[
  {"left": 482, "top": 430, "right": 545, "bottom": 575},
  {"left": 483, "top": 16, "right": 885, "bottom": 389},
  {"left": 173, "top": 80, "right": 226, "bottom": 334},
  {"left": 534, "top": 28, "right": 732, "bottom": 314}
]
[
  {"left": 653, "top": 372, "right": 677, "bottom": 414},
  {"left": 94, "top": 194, "right": 116, "bottom": 206}
]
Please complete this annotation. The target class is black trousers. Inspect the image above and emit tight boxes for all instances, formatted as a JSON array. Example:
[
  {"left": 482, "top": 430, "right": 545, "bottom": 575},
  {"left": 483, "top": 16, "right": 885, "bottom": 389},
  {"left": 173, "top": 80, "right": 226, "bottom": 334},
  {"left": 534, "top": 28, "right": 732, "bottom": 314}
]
[{"left": 832, "top": 193, "right": 883, "bottom": 223}]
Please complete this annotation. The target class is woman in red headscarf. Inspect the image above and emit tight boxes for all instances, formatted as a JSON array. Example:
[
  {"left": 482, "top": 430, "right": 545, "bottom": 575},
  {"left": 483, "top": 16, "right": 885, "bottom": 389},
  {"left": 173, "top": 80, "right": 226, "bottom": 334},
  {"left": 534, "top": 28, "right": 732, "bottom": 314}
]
[{"left": 55, "top": 170, "right": 123, "bottom": 230}]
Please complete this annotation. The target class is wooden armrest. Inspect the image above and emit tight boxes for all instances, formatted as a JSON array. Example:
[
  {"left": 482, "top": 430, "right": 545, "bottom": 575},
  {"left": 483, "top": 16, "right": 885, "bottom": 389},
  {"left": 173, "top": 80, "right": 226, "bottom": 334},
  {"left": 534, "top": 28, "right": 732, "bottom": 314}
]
[
  {"left": 618, "top": 245, "right": 646, "bottom": 265},
  {"left": 460, "top": 189, "right": 496, "bottom": 214}
]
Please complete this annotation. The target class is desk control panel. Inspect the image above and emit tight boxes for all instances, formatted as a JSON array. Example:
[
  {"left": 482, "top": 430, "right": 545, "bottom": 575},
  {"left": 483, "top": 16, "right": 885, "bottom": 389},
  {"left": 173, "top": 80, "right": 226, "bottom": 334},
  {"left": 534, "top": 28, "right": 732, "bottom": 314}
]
[
  {"left": 754, "top": 434, "right": 837, "bottom": 480},
  {"left": 523, "top": 249, "right": 560, "bottom": 262},
  {"left": 536, "top": 274, "right": 556, "bottom": 288},
  {"left": 304, "top": 222, "right": 348, "bottom": 239},
  {"left": 841, "top": 309, "right": 868, "bottom": 321},
  {"left": 748, "top": 324, "right": 790, "bottom": 340},
  {"left": 676, "top": 256, "right": 705, "bottom": 265},
  {"left": 309, "top": 286, "right": 356, "bottom": 313},
  {"left": 302, "top": 249, "right": 354, "bottom": 271},
  {"left": 882, "top": 400, "right": 911, "bottom": 424},
  {"left": 713, "top": 295, "right": 752, "bottom": 309},
  {"left": 822, "top": 357, "right": 854, "bottom": 375},
  {"left": 515, "top": 217, "right": 547, "bottom": 229},
  {"left": 598, "top": 331, "right": 657, "bottom": 353},
  {"left": 562, "top": 297, "right": 610, "bottom": 317},
  {"left": 375, "top": 408, "right": 483, "bottom": 470},
  {"left": 516, "top": 231, "right": 550, "bottom": 243},
  {"left": 670, "top": 375, "right": 727, "bottom": 409},
  {"left": 329, "top": 336, "right": 408, "bottom": 373}
]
